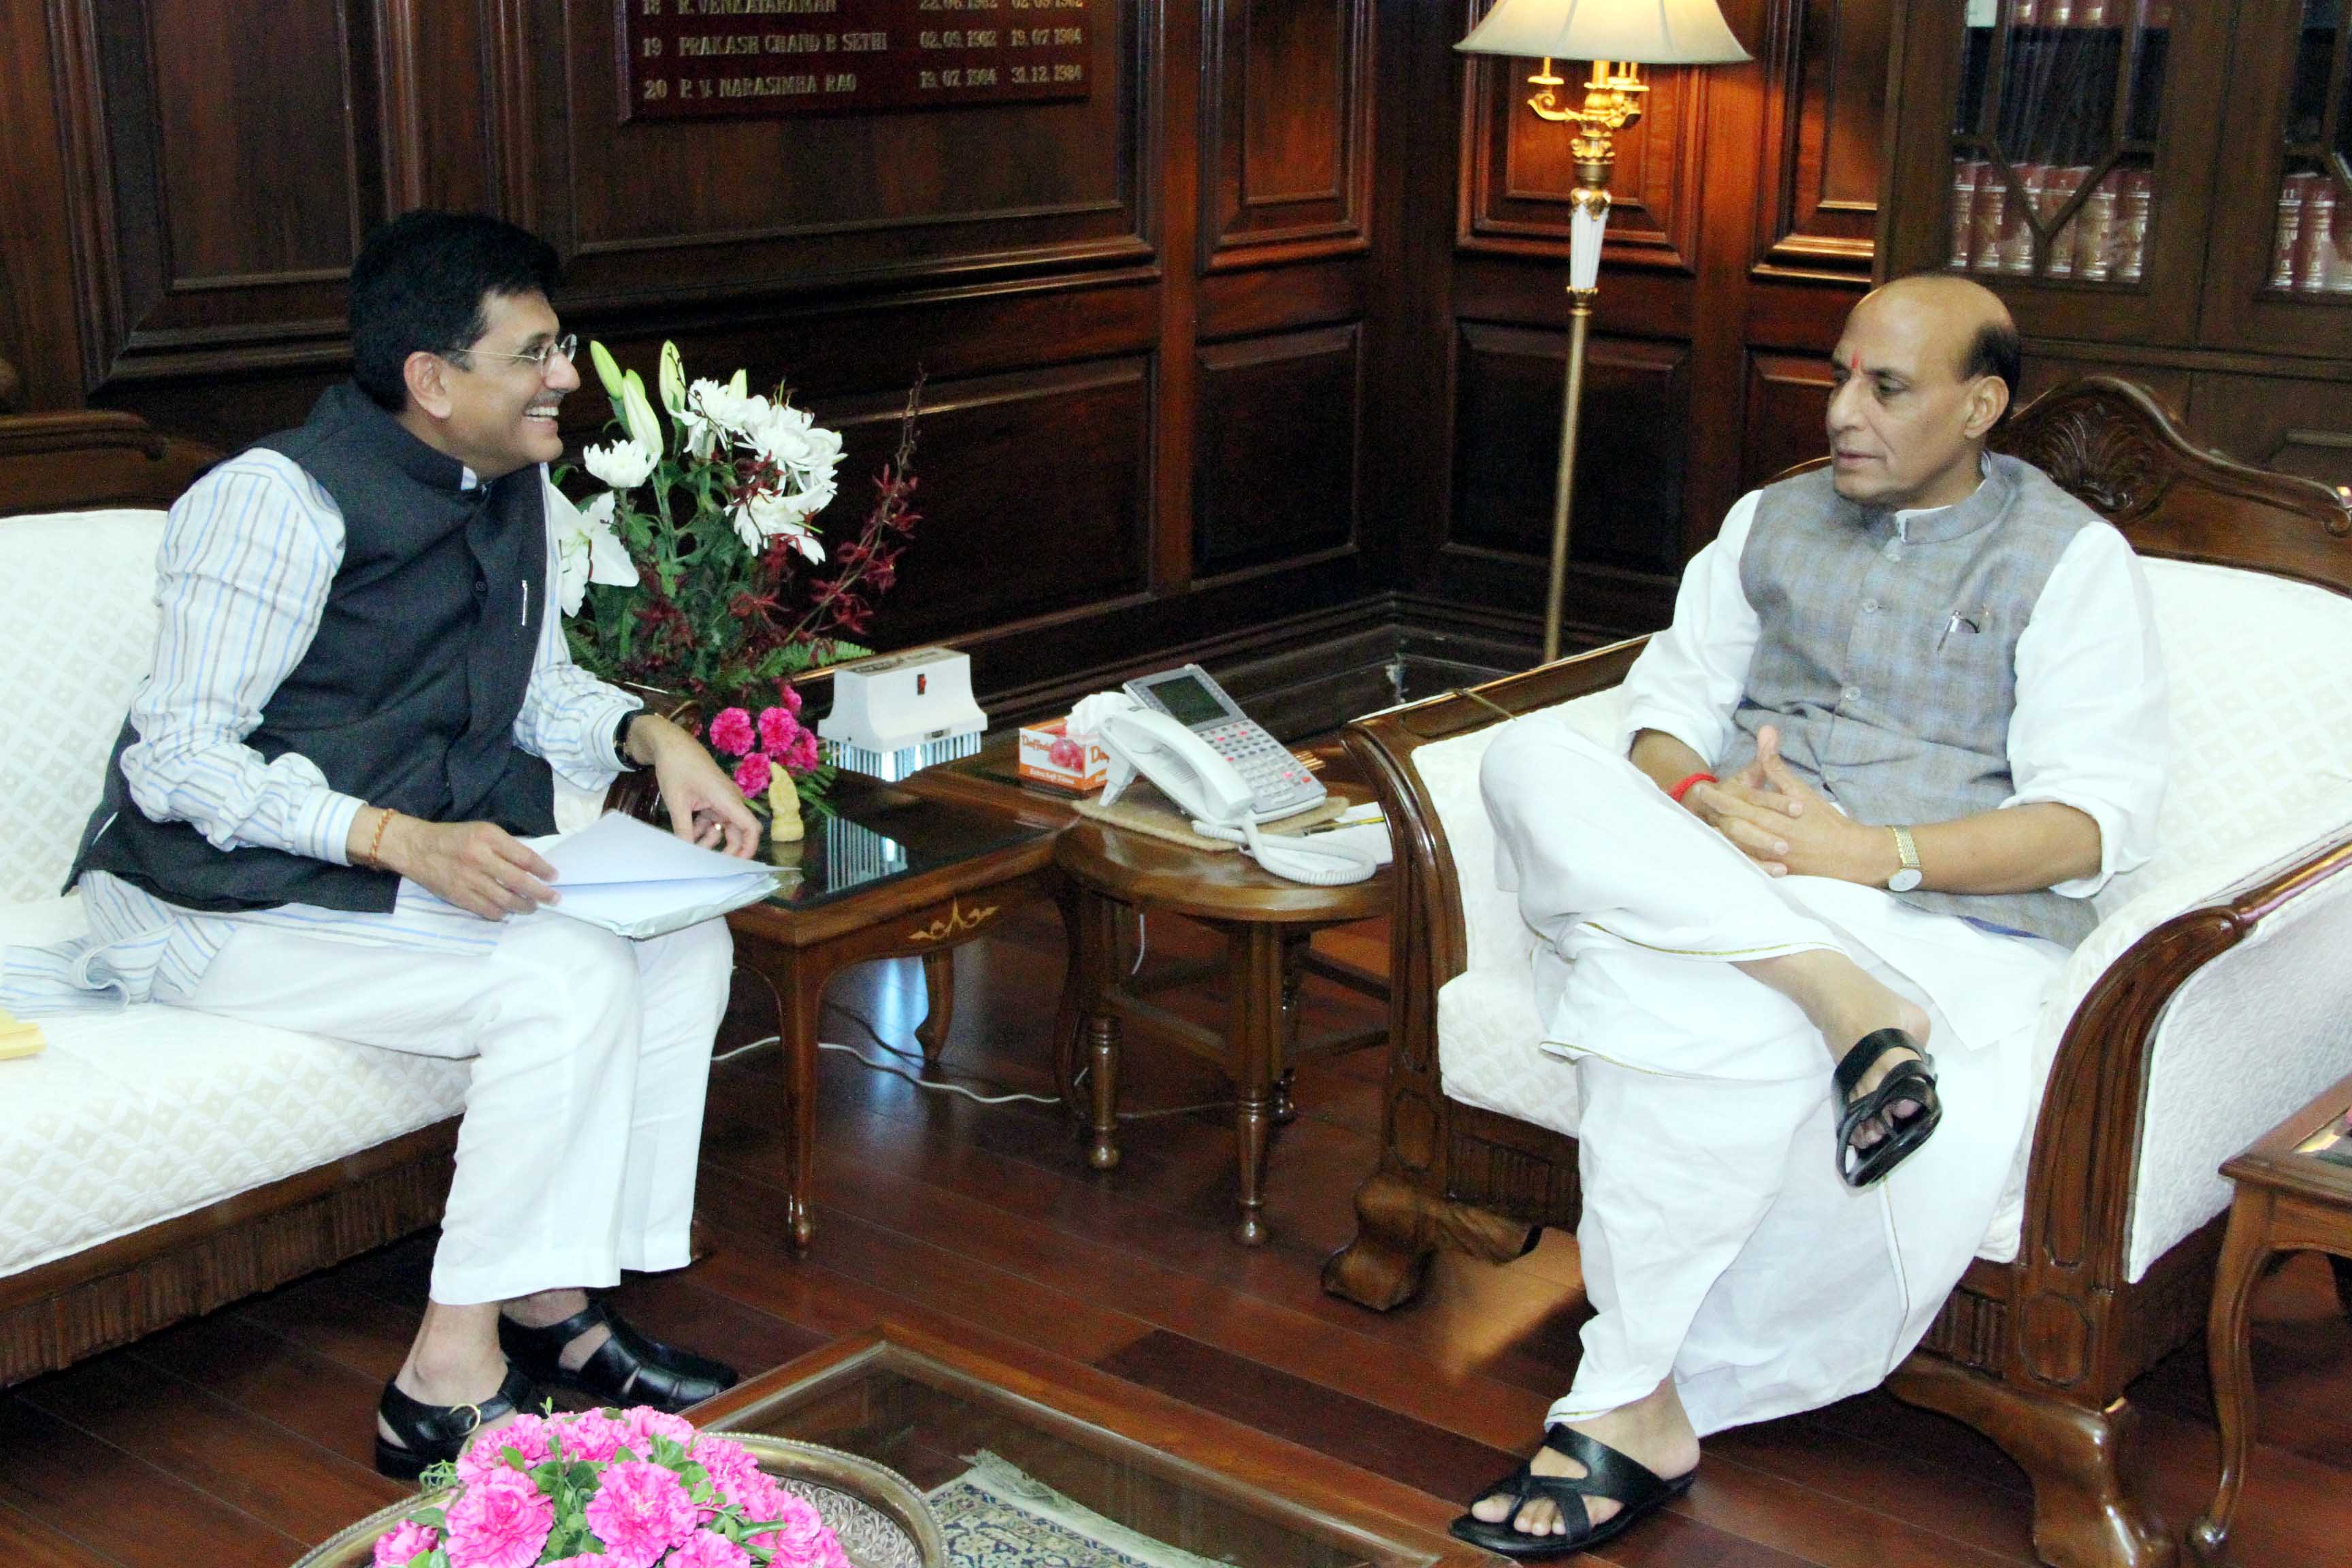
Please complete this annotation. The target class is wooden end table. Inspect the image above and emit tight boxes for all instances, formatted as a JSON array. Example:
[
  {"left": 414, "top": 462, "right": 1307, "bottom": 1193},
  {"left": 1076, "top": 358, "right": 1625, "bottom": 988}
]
[
  {"left": 909, "top": 740, "right": 1392, "bottom": 1245},
  {"left": 725, "top": 772, "right": 1067, "bottom": 1250},
  {"left": 2187, "top": 1068, "right": 2352, "bottom": 1561}
]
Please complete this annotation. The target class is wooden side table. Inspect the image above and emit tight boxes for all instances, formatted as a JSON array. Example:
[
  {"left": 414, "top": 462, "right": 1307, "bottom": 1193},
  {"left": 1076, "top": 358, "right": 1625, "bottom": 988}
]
[
  {"left": 2187, "top": 1068, "right": 2352, "bottom": 1561},
  {"left": 725, "top": 772, "right": 1066, "bottom": 1250},
  {"left": 1056, "top": 813, "right": 1390, "bottom": 1245}
]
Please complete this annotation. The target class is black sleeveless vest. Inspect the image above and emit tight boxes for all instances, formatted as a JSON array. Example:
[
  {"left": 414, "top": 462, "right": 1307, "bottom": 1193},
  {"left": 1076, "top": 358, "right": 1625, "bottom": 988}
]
[{"left": 70, "top": 383, "right": 556, "bottom": 913}]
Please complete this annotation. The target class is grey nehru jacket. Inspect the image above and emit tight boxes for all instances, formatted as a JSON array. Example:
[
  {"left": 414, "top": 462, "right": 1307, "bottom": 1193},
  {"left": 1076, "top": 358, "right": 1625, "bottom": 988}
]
[{"left": 1717, "top": 453, "right": 2099, "bottom": 946}]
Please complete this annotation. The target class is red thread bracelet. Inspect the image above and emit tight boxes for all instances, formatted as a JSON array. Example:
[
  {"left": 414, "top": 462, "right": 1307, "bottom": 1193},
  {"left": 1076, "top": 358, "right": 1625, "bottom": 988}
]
[{"left": 1667, "top": 771, "right": 1716, "bottom": 804}]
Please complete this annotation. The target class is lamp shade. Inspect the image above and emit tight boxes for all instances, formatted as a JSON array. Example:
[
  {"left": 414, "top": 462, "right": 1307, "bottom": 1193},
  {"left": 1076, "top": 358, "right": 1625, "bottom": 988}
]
[{"left": 1455, "top": 0, "right": 1749, "bottom": 63}]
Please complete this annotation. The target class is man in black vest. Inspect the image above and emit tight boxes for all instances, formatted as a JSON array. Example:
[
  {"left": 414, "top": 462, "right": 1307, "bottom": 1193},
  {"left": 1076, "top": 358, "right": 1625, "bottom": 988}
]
[{"left": 65, "top": 212, "right": 760, "bottom": 1477}]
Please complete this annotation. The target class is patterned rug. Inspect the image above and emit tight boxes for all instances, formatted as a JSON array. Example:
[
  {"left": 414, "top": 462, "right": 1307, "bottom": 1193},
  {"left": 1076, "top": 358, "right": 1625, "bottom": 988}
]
[{"left": 926, "top": 1450, "right": 1236, "bottom": 1568}]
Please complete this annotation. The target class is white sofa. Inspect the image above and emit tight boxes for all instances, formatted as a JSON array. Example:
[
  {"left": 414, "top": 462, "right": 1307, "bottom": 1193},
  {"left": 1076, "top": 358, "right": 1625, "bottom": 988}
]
[
  {"left": 1322, "top": 380, "right": 2352, "bottom": 1568},
  {"left": 0, "top": 414, "right": 603, "bottom": 1388}
]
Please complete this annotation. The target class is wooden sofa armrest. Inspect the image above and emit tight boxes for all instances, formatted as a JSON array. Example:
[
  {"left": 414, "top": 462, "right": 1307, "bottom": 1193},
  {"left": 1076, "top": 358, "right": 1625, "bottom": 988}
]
[{"left": 2009, "top": 828, "right": 2352, "bottom": 1392}]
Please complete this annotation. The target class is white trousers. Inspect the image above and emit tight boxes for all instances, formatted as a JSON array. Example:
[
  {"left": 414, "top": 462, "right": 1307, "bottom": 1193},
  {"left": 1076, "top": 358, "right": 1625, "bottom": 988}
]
[
  {"left": 1480, "top": 715, "right": 2060, "bottom": 1435},
  {"left": 163, "top": 913, "right": 734, "bottom": 1305}
]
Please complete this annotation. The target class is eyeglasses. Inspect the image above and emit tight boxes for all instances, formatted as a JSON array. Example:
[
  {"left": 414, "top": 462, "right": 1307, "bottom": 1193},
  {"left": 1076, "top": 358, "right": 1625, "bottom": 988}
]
[{"left": 446, "top": 333, "right": 578, "bottom": 375}]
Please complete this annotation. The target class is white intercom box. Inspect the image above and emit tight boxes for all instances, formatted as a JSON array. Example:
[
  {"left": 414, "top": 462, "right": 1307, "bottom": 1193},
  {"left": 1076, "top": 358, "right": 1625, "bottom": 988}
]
[{"left": 817, "top": 646, "right": 987, "bottom": 780}]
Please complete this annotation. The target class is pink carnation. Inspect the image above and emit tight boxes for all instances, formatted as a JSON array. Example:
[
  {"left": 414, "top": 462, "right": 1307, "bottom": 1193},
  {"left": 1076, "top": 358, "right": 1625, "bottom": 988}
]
[
  {"left": 708, "top": 706, "right": 755, "bottom": 757},
  {"left": 775, "top": 682, "right": 804, "bottom": 717},
  {"left": 455, "top": 1411, "right": 553, "bottom": 1486},
  {"left": 733, "top": 750, "right": 772, "bottom": 798},
  {"left": 782, "top": 729, "right": 821, "bottom": 774},
  {"left": 442, "top": 1467, "right": 554, "bottom": 1568},
  {"left": 551, "top": 1407, "right": 636, "bottom": 1465},
  {"left": 373, "top": 1520, "right": 440, "bottom": 1568},
  {"left": 620, "top": 1403, "right": 698, "bottom": 1452},
  {"left": 750, "top": 1492, "right": 847, "bottom": 1568},
  {"left": 758, "top": 705, "right": 802, "bottom": 753},
  {"left": 668, "top": 1533, "right": 755, "bottom": 1568},
  {"left": 691, "top": 1433, "right": 765, "bottom": 1501},
  {"left": 585, "top": 1459, "right": 703, "bottom": 1568}
]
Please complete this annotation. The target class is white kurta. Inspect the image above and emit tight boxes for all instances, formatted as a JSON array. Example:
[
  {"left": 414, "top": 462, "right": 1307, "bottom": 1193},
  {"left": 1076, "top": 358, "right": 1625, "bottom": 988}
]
[{"left": 1483, "top": 484, "right": 2166, "bottom": 1437}]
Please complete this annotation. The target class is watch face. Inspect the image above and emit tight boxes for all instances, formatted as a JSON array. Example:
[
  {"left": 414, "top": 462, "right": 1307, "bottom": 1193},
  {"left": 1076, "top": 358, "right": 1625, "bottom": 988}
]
[{"left": 1887, "top": 868, "right": 1925, "bottom": 893}]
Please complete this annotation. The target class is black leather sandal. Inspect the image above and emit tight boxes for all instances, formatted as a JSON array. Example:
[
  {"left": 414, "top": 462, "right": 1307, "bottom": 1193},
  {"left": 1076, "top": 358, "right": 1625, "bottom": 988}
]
[
  {"left": 1449, "top": 1424, "right": 1696, "bottom": 1559},
  {"left": 498, "top": 1297, "right": 738, "bottom": 1413},
  {"left": 374, "top": 1362, "right": 542, "bottom": 1482},
  {"left": 1834, "top": 1027, "right": 1942, "bottom": 1189}
]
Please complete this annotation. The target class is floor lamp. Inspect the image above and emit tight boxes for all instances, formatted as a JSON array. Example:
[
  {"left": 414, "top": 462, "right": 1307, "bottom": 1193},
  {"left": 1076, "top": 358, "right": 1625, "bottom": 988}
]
[{"left": 1454, "top": 0, "right": 1748, "bottom": 663}]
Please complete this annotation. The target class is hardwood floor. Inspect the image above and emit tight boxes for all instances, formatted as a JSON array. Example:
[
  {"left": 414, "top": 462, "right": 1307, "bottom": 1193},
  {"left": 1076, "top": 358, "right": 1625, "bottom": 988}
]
[{"left": 1, "top": 904, "right": 2345, "bottom": 1566}]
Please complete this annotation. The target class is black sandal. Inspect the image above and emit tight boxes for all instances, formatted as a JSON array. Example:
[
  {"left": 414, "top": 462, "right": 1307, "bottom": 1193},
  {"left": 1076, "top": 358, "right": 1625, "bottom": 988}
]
[
  {"left": 375, "top": 1362, "right": 542, "bottom": 1482},
  {"left": 1450, "top": 1424, "right": 1696, "bottom": 1559},
  {"left": 1834, "top": 1027, "right": 1942, "bottom": 1189},
  {"left": 498, "top": 1297, "right": 738, "bottom": 1413}
]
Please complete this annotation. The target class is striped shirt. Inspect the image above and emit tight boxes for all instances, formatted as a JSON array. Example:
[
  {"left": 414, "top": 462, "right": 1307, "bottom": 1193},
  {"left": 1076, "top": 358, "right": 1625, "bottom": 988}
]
[{"left": 4, "top": 450, "right": 637, "bottom": 1012}]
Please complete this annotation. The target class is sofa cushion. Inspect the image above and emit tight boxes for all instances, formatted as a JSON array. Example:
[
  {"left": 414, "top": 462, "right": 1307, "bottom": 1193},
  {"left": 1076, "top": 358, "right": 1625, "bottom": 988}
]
[
  {"left": 0, "top": 509, "right": 168, "bottom": 905},
  {"left": 0, "top": 894, "right": 468, "bottom": 1280}
]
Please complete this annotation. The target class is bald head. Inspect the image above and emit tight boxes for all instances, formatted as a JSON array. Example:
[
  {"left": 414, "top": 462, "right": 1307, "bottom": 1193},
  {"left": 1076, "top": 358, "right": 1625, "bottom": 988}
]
[{"left": 1825, "top": 274, "right": 2018, "bottom": 512}]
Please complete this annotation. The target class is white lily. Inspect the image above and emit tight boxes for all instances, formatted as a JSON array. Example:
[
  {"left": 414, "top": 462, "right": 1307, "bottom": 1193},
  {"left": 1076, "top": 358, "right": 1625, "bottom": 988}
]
[
  {"left": 731, "top": 489, "right": 828, "bottom": 562},
  {"left": 549, "top": 489, "right": 639, "bottom": 617},
  {"left": 658, "top": 341, "right": 687, "bottom": 419},
  {"left": 619, "top": 370, "right": 664, "bottom": 459},
  {"left": 583, "top": 436, "right": 657, "bottom": 489}
]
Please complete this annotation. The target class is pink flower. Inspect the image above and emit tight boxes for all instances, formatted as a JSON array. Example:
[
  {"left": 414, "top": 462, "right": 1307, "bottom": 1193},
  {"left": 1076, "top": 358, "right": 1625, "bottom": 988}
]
[
  {"left": 691, "top": 1433, "right": 764, "bottom": 1500},
  {"left": 455, "top": 1411, "right": 553, "bottom": 1486},
  {"left": 758, "top": 705, "right": 802, "bottom": 753},
  {"left": 733, "top": 750, "right": 772, "bottom": 797},
  {"left": 774, "top": 682, "right": 804, "bottom": 717},
  {"left": 373, "top": 1520, "right": 440, "bottom": 1568},
  {"left": 620, "top": 1404, "right": 698, "bottom": 1452},
  {"left": 748, "top": 1492, "right": 848, "bottom": 1568},
  {"left": 668, "top": 1533, "right": 755, "bottom": 1568},
  {"left": 708, "top": 706, "right": 755, "bottom": 756},
  {"left": 782, "top": 729, "right": 821, "bottom": 774},
  {"left": 551, "top": 1407, "right": 636, "bottom": 1465},
  {"left": 442, "top": 1467, "right": 554, "bottom": 1568},
  {"left": 585, "top": 1459, "right": 703, "bottom": 1568}
]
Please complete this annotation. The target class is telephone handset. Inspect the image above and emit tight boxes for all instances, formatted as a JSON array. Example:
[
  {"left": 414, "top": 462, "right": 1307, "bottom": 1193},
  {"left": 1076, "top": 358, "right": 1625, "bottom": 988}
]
[{"left": 1072, "top": 689, "right": 1377, "bottom": 886}]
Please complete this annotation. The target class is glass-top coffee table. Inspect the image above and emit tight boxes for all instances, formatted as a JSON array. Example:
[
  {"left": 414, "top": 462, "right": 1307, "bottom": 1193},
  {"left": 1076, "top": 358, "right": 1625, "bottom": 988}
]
[
  {"left": 727, "top": 773, "right": 1071, "bottom": 1249},
  {"left": 695, "top": 1322, "right": 1479, "bottom": 1568}
]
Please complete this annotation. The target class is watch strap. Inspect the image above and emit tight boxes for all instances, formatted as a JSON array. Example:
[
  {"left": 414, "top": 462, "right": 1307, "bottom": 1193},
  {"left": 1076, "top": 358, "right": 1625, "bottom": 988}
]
[
  {"left": 1889, "top": 825, "right": 1921, "bottom": 889},
  {"left": 612, "top": 707, "right": 645, "bottom": 769}
]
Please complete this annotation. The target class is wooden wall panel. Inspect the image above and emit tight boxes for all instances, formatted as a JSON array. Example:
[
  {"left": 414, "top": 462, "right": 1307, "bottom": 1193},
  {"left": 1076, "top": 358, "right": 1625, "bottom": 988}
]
[
  {"left": 1201, "top": 0, "right": 1373, "bottom": 266},
  {"left": 537, "top": 0, "right": 1152, "bottom": 306},
  {"left": 55, "top": 0, "right": 375, "bottom": 384},
  {"left": 1449, "top": 322, "right": 1689, "bottom": 576},
  {"left": 1751, "top": 0, "right": 1882, "bottom": 280},
  {"left": 1742, "top": 349, "right": 1834, "bottom": 489},
  {"left": 2189, "top": 372, "right": 2352, "bottom": 493},
  {"left": 1192, "top": 323, "right": 1358, "bottom": 573},
  {"left": 850, "top": 359, "right": 1153, "bottom": 642}
]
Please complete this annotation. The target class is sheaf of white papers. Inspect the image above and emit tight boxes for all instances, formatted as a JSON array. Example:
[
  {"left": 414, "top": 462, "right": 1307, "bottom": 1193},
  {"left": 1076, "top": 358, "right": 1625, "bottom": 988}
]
[{"left": 525, "top": 813, "right": 779, "bottom": 940}]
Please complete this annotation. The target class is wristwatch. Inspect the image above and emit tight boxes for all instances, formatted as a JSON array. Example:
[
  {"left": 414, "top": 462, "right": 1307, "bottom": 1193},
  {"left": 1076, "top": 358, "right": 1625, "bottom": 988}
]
[
  {"left": 1886, "top": 825, "right": 1923, "bottom": 893},
  {"left": 612, "top": 708, "right": 647, "bottom": 770}
]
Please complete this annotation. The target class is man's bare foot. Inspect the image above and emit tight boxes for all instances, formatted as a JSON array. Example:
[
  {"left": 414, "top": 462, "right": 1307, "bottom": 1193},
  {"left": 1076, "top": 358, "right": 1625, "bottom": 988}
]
[
  {"left": 504, "top": 1286, "right": 610, "bottom": 1370},
  {"left": 378, "top": 1348, "right": 519, "bottom": 1452},
  {"left": 1737, "top": 949, "right": 1932, "bottom": 1147},
  {"left": 1468, "top": 1379, "right": 1700, "bottom": 1537}
]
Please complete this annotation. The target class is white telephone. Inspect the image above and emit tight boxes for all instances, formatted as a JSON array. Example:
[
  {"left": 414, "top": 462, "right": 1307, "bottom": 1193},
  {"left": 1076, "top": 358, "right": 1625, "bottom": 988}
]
[{"left": 1071, "top": 691, "right": 1379, "bottom": 886}]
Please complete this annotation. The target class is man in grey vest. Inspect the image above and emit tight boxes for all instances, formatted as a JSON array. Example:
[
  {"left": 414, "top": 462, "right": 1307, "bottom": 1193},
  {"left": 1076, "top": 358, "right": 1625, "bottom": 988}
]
[
  {"left": 30, "top": 213, "right": 762, "bottom": 1477},
  {"left": 1457, "top": 276, "right": 2166, "bottom": 1556}
]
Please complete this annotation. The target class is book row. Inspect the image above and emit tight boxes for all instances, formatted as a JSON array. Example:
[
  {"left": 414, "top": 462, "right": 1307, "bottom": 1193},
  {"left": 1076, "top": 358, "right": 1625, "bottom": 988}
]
[
  {"left": 2269, "top": 172, "right": 2352, "bottom": 296},
  {"left": 1947, "top": 159, "right": 2152, "bottom": 284}
]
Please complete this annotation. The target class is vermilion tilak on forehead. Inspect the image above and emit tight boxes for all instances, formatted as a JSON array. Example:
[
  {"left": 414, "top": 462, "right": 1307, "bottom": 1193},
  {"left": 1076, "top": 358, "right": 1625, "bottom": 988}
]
[{"left": 1849, "top": 352, "right": 1863, "bottom": 372}]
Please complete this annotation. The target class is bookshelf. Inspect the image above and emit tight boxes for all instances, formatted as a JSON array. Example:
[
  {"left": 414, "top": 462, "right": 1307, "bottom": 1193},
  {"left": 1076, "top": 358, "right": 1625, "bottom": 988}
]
[{"left": 1884, "top": 0, "right": 2352, "bottom": 493}]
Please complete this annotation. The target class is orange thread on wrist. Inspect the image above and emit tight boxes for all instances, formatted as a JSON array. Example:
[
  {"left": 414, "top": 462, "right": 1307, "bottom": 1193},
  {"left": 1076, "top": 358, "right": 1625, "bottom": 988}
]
[
  {"left": 361, "top": 808, "right": 396, "bottom": 869},
  {"left": 1667, "top": 772, "right": 1717, "bottom": 805}
]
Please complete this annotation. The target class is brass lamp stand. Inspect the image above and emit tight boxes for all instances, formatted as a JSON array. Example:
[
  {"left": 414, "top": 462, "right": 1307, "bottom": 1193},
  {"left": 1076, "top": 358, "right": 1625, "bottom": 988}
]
[{"left": 1454, "top": 2, "right": 1748, "bottom": 664}]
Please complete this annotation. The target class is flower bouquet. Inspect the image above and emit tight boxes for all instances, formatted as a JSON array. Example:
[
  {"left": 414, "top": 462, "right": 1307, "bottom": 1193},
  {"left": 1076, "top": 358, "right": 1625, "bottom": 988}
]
[
  {"left": 370, "top": 1406, "right": 851, "bottom": 1568},
  {"left": 553, "top": 340, "right": 921, "bottom": 819}
]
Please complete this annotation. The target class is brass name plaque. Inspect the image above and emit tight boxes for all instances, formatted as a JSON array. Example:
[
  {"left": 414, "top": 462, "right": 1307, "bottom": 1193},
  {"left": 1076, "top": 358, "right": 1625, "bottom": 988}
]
[{"left": 621, "top": 0, "right": 1095, "bottom": 120}]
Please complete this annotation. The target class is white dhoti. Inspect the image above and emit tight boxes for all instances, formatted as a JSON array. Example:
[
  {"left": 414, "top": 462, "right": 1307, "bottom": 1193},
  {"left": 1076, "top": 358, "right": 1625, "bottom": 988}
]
[
  {"left": 1480, "top": 713, "right": 2064, "bottom": 1436},
  {"left": 154, "top": 912, "right": 734, "bottom": 1305}
]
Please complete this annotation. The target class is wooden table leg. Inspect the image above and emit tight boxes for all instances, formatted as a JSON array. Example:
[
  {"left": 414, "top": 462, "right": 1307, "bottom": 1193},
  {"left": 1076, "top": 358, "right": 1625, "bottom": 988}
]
[
  {"left": 2188, "top": 1194, "right": 2274, "bottom": 1561},
  {"left": 1273, "top": 931, "right": 1309, "bottom": 1125},
  {"left": 772, "top": 958, "right": 827, "bottom": 1252},
  {"left": 1226, "top": 923, "right": 1287, "bottom": 1245},
  {"left": 1074, "top": 890, "right": 1124, "bottom": 1171},
  {"left": 1054, "top": 887, "right": 1084, "bottom": 1119},
  {"left": 915, "top": 949, "right": 955, "bottom": 1065}
]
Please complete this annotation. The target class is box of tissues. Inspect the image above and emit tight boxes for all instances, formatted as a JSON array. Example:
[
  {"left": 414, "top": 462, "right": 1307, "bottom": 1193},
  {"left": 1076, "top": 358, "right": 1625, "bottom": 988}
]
[{"left": 1017, "top": 717, "right": 1109, "bottom": 793}]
